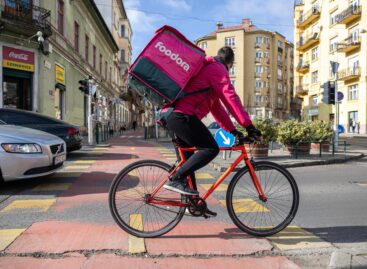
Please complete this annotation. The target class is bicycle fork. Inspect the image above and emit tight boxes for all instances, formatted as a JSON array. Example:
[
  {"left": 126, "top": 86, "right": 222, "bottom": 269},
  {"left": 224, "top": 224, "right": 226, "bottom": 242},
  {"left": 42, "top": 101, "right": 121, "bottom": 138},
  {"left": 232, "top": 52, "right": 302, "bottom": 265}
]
[{"left": 245, "top": 159, "right": 267, "bottom": 202}]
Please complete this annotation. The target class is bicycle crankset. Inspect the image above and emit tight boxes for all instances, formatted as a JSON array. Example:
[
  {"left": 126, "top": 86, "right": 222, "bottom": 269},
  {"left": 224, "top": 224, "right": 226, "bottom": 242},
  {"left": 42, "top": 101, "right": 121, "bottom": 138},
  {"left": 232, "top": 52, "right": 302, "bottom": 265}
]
[{"left": 187, "top": 197, "right": 207, "bottom": 217}]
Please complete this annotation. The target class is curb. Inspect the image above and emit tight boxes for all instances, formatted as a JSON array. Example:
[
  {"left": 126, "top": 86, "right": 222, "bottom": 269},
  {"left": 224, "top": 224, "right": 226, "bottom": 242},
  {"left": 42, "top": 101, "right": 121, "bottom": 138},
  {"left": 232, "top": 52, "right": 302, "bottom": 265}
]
[
  {"left": 329, "top": 251, "right": 352, "bottom": 269},
  {"left": 211, "top": 153, "right": 365, "bottom": 172}
]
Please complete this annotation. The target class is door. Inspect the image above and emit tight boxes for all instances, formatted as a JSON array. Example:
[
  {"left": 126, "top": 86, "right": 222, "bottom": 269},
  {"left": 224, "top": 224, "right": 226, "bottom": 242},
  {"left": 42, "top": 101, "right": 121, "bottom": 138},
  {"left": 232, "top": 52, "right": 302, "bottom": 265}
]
[
  {"left": 348, "top": 111, "right": 358, "bottom": 133},
  {"left": 3, "top": 76, "right": 32, "bottom": 110}
]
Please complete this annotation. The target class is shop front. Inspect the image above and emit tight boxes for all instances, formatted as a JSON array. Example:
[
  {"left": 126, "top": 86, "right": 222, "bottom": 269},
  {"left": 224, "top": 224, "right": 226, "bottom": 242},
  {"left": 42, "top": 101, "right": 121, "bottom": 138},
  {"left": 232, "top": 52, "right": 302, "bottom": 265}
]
[
  {"left": 1, "top": 45, "right": 35, "bottom": 110},
  {"left": 55, "top": 64, "right": 66, "bottom": 120}
]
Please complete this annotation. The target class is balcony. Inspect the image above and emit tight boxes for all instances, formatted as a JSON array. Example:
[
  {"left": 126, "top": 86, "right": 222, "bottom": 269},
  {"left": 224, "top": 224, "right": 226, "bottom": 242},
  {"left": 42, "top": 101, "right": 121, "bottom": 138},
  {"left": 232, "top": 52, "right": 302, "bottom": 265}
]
[
  {"left": 255, "top": 57, "right": 261, "bottom": 63},
  {"left": 337, "top": 36, "right": 361, "bottom": 54},
  {"left": 297, "top": 32, "right": 320, "bottom": 52},
  {"left": 297, "top": 6, "right": 320, "bottom": 29},
  {"left": 296, "top": 85, "right": 309, "bottom": 96},
  {"left": 336, "top": 5, "right": 361, "bottom": 25},
  {"left": 0, "top": 0, "right": 52, "bottom": 37},
  {"left": 338, "top": 67, "right": 361, "bottom": 82},
  {"left": 296, "top": 61, "right": 310, "bottom": 74}
]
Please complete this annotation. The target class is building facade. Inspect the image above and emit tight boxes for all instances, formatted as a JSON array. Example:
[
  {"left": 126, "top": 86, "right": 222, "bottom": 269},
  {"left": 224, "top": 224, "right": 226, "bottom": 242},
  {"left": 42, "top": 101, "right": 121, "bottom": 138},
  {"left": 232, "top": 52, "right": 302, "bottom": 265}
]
[
  {"left": 0, "top": 0, "right": 125, "bottom": 132},
  {"left": 195, "top": 19, "right": 296, "bottom": 123},
  {"left": 95, "top": 0, "right": 137, "bottom": 129},
  {"left": 294, "top": 0, "right": 366, "bottom": 134}
]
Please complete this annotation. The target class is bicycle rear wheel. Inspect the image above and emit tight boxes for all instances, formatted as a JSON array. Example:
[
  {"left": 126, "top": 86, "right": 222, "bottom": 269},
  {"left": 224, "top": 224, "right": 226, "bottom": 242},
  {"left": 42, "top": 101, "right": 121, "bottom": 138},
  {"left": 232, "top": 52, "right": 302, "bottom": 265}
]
[
  {"left": 109, "top": 160, "right": 185, "bottom": 238},
  {"left": 226, "top": 161, "right": 299, "bottom": 237}
]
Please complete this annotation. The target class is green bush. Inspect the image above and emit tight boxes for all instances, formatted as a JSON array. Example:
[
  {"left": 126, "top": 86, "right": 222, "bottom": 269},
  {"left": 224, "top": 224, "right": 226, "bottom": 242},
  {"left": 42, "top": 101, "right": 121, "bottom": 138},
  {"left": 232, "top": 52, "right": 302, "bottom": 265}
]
[
  {"left": 309, "top": 121, "right": 333, "bottom": 142},
  {"left": 276, "top": 120, "right": 313, "bottom": 145},
  {"left": 237, "top": 119, "right": 277, "bottom": 145}
]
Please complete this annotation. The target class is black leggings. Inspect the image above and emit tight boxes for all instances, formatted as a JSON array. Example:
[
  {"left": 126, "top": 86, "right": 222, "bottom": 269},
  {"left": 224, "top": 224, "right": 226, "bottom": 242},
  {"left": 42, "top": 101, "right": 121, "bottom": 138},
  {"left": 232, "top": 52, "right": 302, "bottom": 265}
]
[{"left": 166, "top": 112, "right": 219, "bottom": 186}]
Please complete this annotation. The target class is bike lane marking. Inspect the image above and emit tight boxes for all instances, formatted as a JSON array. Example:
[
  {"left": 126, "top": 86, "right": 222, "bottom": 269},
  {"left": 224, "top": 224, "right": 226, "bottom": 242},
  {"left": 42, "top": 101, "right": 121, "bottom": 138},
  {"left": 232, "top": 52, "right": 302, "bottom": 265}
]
[
  {"left": 0, "top": 229, "right": 26, "bottom": 251},
  {"left": 200, "top": 183, "right": 228, "bottom": 192},
  {"left": 219, "top": 199, "right": 269, "bottom": 212},
  {"left": 267, "top": 226, "right": 332, "bottom": 250},
  {"left": 0, "top": 199, "right": 56, "bottom": 213},
  {"left": 128, "top": 214, "right": 146, "bottom": 254},
  {"left": 195, "top": 173, "right": 214, "bottom": 179},
  {"left": 32, "top": 183, "right": 72, "bottom": 192}
]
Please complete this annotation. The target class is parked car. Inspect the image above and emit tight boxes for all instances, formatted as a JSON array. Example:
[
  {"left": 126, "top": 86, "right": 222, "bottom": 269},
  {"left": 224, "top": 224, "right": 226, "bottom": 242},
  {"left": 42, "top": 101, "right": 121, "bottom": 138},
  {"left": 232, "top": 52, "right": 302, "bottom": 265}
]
[
  {"left": 207, "top": 122, "right": 220, "bottom": 136},
  {"left": 0, "top": 108, "right": 82, "bottom": 152},
  {"left": 0, "top": 123, "right": 66, "bottom": 182}
]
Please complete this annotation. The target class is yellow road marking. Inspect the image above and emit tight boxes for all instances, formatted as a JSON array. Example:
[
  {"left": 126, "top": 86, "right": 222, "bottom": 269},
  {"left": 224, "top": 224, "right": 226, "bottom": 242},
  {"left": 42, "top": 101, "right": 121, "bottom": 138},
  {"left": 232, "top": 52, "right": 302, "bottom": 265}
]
[
  {"left": 0, "top": 229, "right": 26, "bottom": 251},
  {"left": 268, "top": 226, "right": 332, "bottom": 250},
  {"left": 200, "top": 183, "right": 228, "bottom": 192},
  {"left": 166, "top": 158, "right": 177, "bottom": 161},
  {"left": 195, "top": 173, "right": 214, "bottom": 180},
  {"left": 1, "top": 199, "right": 56, "bottom": 213},
  {"left": 52, "top": 172, "right": 82, "bottom": 178},
  {"left": 162, "top": 154, "right": 177, "bottom": 157},
  {"left": 128, "top": 214, "right": 146, "bottom": 254},
  {"left": 32, "top": 183, "right": 72, "bottom": 191},
  {"left": 219, "top": 199, "right": 269, "bottom": 212},
  {"left": 64, "top": 165, "right": 90, "bottom": 170},
  {"left": 74, "top": 160, "right": 96, "bottom": 164}
]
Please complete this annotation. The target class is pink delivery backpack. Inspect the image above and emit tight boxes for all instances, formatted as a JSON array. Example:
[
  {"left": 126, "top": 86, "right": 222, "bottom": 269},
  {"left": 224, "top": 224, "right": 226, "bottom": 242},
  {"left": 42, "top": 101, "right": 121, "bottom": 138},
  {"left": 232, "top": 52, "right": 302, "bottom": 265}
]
[{"left": 127, "top": 25, "right": 207, "bottom": 107}]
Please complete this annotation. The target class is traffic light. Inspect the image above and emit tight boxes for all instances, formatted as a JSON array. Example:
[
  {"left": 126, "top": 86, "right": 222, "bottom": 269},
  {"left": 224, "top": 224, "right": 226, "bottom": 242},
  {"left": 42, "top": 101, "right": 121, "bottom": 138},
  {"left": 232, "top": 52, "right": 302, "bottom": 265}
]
[
  {"left": 328, "top": 81, "right": 335, "bottom": 105},
  {"left": 321, "top": 81, "right": 336, "bottom": 105},
  {"left": 78, "top": 79, "right": 89, "bottom": 94}
]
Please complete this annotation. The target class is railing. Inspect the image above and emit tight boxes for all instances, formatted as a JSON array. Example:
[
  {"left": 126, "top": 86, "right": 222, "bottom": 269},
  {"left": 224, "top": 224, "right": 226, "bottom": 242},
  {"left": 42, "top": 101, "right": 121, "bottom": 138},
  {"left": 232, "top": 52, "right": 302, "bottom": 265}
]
[
  {"left": 0, "top": 0, "right": 52, "bottom": 36},
  {"left": 297, "top": 32, "right": 319, "bottom": 48},
  {"left": 336, "top": 5, "right": 361, "bottom": 24},
  {"left": 296, "top": 61, "right": 310, "bottom": 71},
  {"left": 338, "top": 67, "right": 361, "bottom": 80},
  {"left": 296, "top": 85, "right": 309, "bottom": 95},
  {"left": 337, "top": 35, "right": 361, "bottom": 52},
  {"left": 297, "top": 5, "right": 320, "bottom": 26}
]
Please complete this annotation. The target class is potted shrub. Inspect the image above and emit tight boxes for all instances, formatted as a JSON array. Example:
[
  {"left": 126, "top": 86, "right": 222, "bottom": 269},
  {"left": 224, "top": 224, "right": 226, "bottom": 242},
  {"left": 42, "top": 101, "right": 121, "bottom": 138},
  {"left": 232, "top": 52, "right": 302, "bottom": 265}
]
[
  {"left": 237, "top": 119, "right": 277, "bottom": 158},
  {"left": 309, "top": 121, "right": 333, "bottom": 152},
  {"left": 277, "top": 120, "right": 312, "bottom": 156}
]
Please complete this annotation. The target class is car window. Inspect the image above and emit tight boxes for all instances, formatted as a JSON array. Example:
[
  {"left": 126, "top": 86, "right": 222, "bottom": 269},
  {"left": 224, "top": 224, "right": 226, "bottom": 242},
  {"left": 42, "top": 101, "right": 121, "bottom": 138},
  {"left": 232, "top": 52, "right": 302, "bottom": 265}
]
[
  {"left": 208, "top": 122, "right": 219, "bottom": 129},
  {"left": 0, "top": 111, "right": 58, "bottom": 125}
]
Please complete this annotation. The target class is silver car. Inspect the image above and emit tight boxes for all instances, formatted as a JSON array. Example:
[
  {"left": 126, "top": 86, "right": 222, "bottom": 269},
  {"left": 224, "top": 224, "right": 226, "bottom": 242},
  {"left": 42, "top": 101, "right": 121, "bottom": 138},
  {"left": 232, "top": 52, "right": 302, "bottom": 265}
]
[{"left": 0, "top": 123, "right": 66, "bottom": 182}]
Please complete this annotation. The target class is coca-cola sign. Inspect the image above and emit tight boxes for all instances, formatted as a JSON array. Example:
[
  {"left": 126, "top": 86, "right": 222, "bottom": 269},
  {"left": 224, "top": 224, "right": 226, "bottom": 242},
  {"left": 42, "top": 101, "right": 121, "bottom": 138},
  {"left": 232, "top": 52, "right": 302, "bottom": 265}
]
[
  {"left": 3, "top": 46, "right": 34, "bottom": 64},
  {"left": 3, "top": 46, "right": 35, "bottom": 72}
]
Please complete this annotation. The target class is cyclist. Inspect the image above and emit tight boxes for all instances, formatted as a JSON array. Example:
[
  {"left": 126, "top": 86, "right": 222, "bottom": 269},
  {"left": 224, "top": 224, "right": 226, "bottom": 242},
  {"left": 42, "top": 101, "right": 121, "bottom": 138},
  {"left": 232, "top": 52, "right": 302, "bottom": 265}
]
[{"left": 164, "top": 46, "right": 262, "bottom": 197}]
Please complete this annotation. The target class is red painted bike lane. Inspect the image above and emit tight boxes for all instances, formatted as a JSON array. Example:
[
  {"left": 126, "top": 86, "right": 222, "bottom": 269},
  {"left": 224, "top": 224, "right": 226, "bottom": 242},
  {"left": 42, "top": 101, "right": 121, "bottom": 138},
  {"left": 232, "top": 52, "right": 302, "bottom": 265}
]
[{"left": 0, "top": 129, "right": 300, "bottom": 269}]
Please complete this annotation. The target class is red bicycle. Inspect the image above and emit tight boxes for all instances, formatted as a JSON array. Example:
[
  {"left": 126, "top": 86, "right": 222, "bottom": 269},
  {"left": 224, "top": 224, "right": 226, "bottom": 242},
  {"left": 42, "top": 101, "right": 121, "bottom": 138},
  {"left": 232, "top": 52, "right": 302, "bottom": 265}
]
[{"left": 109, "top": 137, "right": 299, "bottom": 238}]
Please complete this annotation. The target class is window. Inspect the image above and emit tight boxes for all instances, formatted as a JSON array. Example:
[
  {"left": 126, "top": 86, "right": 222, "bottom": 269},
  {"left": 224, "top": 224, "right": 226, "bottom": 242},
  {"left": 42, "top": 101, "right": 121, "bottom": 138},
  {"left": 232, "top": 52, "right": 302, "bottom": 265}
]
[
  {"left": 231, "top": 80, "right": 235, "bottom": 87},
  {"left": 110, "top": 66, "right": 112, "bottom": 83},
  {"left": 312, "top": 46, "right": 319, "bottom": 61},
  {"left": 255, "top": 65, "right": 263, "bottom": 73},
  {"left": 265, "top": 37, "right": 270, "bottom": 44},
  {"left": 57, "top": 0, "right": 64, "bottom": 35},
  {"left": 278, "top": 68, "right": 282, "bottom": 80},
  {"left": 330, "top": 10, "right": 338, "bottom": 25},
  {"left": 85, "top": 35, "right": 89, "bottom": 62},
  {"left": 278, "top": 83, "right": 283, "bottom": 93},
  {"left": 74, "top": 21, "right": 79, "bottom": 52},
  {"left": 329, "top": 36, "right": 338, "bottom": 52},
  {"left": 105, "top": 61, "right": 108, "bottom": 79},
  {"left": 277, "top": 40, "right": 283, "bottom": 49},
  {"left": 349, "top": 26, "right": 360, "bottom": 42},
  {"left": 120, "top": 49, "right": 125, "bottom": 63},
  {"left": 225, "top": 37, "right": 235, "bottom": 47},
  {"left": 264, "top": 51, "right": 269, "bottom": 58},
  {"left": 277, "top": 97, "right": 283, "bottom": 106},
  {"left": 312, "top": 95, "right": 318, "bottom": 106},
  {"left": 311, "top": 71, "right": 318, "bottom": 83},
  {"left": 255, "top": 95, "right": 261, "bottom": 106},
  {"left": 93, "top": 46, "right": 96, "bottom": 69},
  {"left": 120, "top": 25, "right": 125, "bottom": 37},
  {"left": 255, "top": 51, "right": 262, "bottom": 58},
  {"left": 99, "top": 54, "right": 102, "bottom": 74},
  {"left": 229, "top": 67, "right": 235, "bottom": 76},
  {"left": 255, "top": 80, "right": 262, "bottom": 91},
  {"left": 200, "top": 42, "right": 207, "bottom": 49},
  {"left": 348, "top": 84, "right": 358, "bottom": 100},
  {"left": 255, "top": 36, "right": 263, "bottom": 44}
]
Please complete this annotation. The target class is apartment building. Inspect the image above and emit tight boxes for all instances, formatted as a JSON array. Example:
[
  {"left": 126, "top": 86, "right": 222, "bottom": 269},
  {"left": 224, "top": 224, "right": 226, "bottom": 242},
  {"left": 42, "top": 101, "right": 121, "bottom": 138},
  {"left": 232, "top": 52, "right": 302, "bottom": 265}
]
[
  {"left": 294, "top": 0, "right": 366, "bottom": 134},
  {"left": 95, "top": 0, "right": 137, "bottom": 129},
  {"left": 195, "top": 19, "right": 297, "bottom": 123}
]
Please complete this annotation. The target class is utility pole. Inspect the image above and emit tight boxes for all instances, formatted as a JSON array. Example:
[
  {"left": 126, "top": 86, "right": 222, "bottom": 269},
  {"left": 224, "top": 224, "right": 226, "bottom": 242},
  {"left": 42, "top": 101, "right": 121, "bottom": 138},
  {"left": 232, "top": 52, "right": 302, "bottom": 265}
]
[{"left": 330, "top": 61, "right": 339, "bottom": 151}]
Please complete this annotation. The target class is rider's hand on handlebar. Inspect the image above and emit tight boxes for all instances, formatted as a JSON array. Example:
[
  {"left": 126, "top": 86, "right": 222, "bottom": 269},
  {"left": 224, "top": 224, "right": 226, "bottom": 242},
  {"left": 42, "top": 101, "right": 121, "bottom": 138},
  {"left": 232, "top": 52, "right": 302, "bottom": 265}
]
[
  {"left": 230, "top": 129, "right": 244, "bottom": 139},
  {"left": 245, "top": 124, "right": 262, "bottom": 142}
]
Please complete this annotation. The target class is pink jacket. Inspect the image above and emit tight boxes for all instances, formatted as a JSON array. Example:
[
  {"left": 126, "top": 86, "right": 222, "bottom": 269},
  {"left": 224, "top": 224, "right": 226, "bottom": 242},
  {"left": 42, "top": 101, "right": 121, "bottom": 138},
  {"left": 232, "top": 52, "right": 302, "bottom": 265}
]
[{"left": 173, "top": 56, "right": 252, "bottom": 131}]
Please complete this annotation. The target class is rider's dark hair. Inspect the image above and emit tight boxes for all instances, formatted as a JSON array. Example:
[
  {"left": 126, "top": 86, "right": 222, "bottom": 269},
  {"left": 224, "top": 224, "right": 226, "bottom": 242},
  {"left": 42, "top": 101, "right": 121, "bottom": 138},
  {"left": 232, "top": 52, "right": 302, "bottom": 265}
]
[{"left": 217, "top": 46, "right": 235, "bottom": 66}]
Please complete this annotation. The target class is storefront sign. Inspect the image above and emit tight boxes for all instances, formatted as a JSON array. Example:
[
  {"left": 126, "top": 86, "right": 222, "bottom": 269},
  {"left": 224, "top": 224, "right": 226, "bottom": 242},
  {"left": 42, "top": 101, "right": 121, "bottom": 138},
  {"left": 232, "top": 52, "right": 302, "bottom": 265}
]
[
  {"left": 308, "top": 108, "right": 319, "bottom": 116},
  {"left": 55, "top": 64, "right": 65, "bottom": 85},
  {"left": 2, "top": 46, "right": 35, "bottom": 72}
]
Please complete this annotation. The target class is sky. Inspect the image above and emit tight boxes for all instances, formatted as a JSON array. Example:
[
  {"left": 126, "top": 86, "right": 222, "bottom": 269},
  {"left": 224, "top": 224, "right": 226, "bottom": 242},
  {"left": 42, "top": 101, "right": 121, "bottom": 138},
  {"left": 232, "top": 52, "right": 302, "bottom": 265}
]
[{"left": 122, "top": 0, "right": 296, "bottom": 61}]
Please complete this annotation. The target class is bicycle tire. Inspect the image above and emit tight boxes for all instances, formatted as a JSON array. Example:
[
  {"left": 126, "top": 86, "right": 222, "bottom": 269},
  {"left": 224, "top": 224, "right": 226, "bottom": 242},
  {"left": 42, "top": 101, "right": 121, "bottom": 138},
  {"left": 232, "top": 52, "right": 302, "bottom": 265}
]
[
  {"left": 109, "top": 160, "right": 185, "bottom": 238},
  {"left": 226, "top": 161, "right": 299, "bottom": 237}
]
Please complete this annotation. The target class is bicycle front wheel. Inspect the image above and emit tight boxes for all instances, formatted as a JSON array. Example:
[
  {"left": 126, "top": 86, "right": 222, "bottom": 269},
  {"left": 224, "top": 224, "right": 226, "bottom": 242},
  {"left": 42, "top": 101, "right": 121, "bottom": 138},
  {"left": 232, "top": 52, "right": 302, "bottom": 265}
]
[
  {"left": 109, "top": 160, "right": 185, "bottom": 238},
  {"left": 226, "top": 161, "right": 299, "bottom": 237}
]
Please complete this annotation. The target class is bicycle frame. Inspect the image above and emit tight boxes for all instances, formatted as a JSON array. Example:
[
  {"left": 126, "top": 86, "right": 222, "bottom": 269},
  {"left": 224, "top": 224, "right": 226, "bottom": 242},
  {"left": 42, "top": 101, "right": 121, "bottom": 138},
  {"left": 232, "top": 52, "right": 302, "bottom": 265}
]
[{"left": 147, "top": 143, "right": 267, "bottom": 207}]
